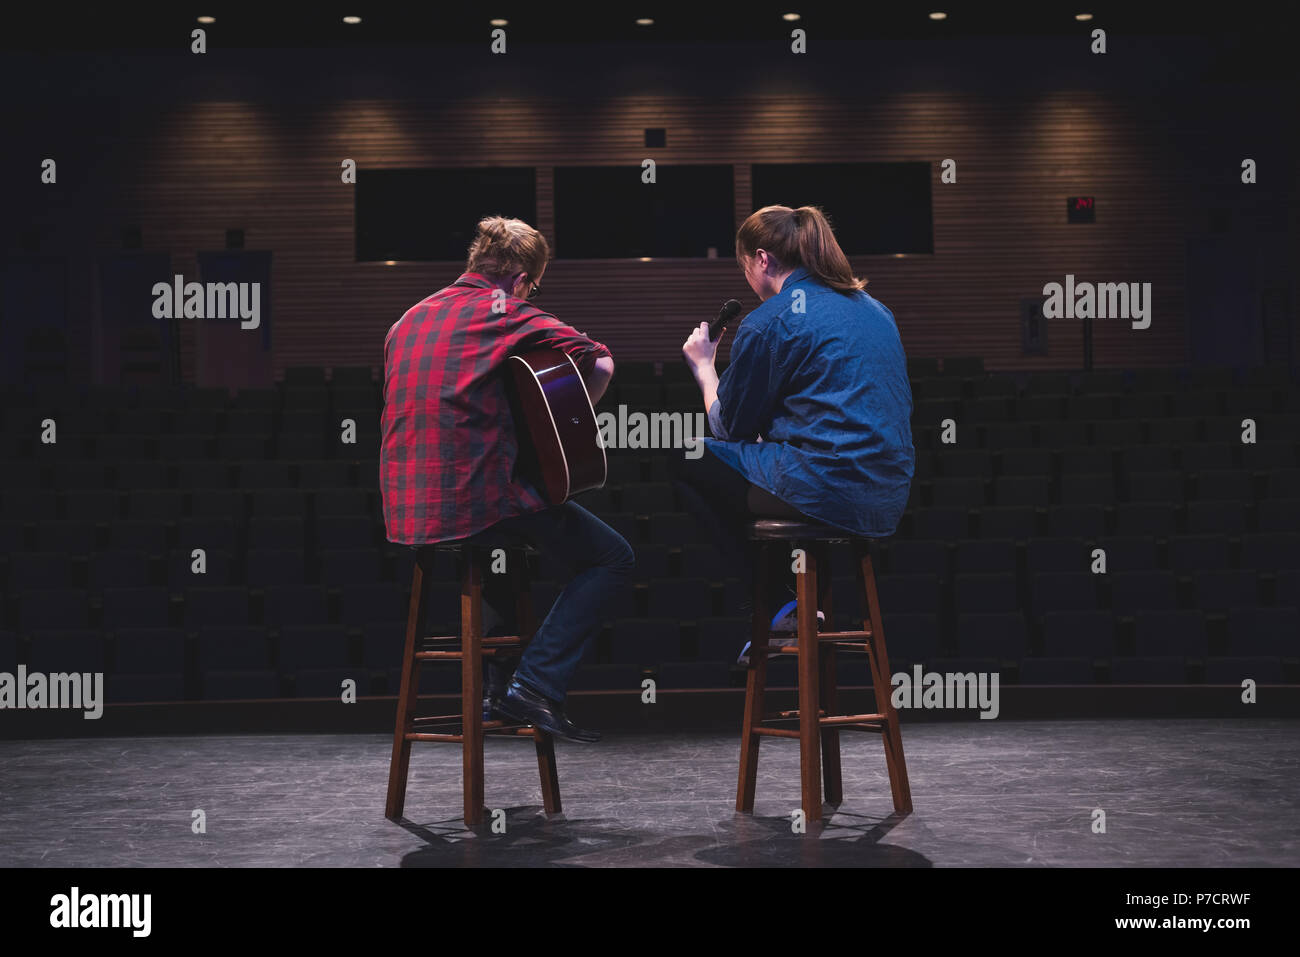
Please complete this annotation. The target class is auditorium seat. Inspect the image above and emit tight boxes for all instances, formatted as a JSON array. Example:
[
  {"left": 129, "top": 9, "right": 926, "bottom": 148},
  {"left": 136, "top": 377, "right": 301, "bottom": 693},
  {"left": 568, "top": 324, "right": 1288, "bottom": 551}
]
[
  {"left": 34, "top": 521, "right": 98, "bottom": 555},
  {"left": 1257, "top": 500, "right": 1300, "bottom": 532},
  {"left": 656, "top": 661, "right": 731, "bottom": 689},
  {"left": 108, "top": 520, "right": 167, "bottom": 554},
  {"left": 184, "top": 587, "right": 252, "bottom": 627},
  {"left": 879, "top": 612, "right": 943, "bottom": 664},
  {"left": 263, "top": 585, "right": 330, "bottom": 627},
  {"left": 912, "top": 507, "right": 969, "bottom": 540},
  {"left": 887, "top": 540, "right": 949, "bottom": 579},
  {"left": 993, "top": 475, "right": 1050, "bottom": 507},
  {"left": 106, "top": 670, "right": 185, "bottom": 702},
  {"left": 1026, "top": 537, "right": 1086, "bottom": 573},
  {"left": 27, "top": 629, "right": 106, "bottom": 672},
  {"left": 567, "top": 663, "right": 646, "bottom": 691},
  {"left": 1167, "top": 535, "right": 1230, "bottom": 574},
  {"left": 1017, "top": 657, "right": 1093, "bottom": 683},
  {"left": 124, "top": 489, "right": 184, "bottom": 521},
  {"left": 163, "top": 548, "right": 232, "bottom": 589},
  {"left": 876, "top": 573, "right": 942, "bottom": 614},
  {"left": 954, "top": 573, "right": 1018, "bottom": 613},
  {"left": 1102, "top": 536, "right": 1159, "bottom": 571},
  {"left": 1240, "top": 533, "right": 1300, "bottom": 570},
  {"left": 236, "top": 461, "right": 296, "bottom": 488},
  {"left": 646, "top": 579, "right": 712, "bottom": 620},
  {"left": 177, "top": 518, "right": 238, "bottom": 553},
  {"left": 1042, "top": 610, "right": 1115, "bottom": 658},
  {"left": 610, "top": 617, "right": 680, "bottom": 665},
  {"left": 1204, "top": 657, "right": 1283, "bottom": 684},
  {"left": 1030, "top": 572, "right": 1099, "bottom": 618},
  {"left": 1192, "top": 570, "right": 1259, "bottom": 614},
  {"left": 1185, "top": 501, "right": 1247, "bottom": 535},
  {"left": 1110, "top": 570, "right": 1178, "bottom": 616},
  {"left": 246, "top": 549, "right": 309, "bottom": 586},
  {"left": 278, "top": 624, "right": 350, "bottom": 671},
  {"left": 976, "top": 506, "right": 1037, "bottom": 540},
  {"left": 202, "top": 671, "right": 281, "bottom": 699},
  {"left": 288, "top": 667, "right": 357, "bottom": 697},
  {"left": 114, "top": 628, "right": 187, "bottom": 674},
  {"left": 1048, "top": 504, "right": 1106, "bottom": 537},
  {"left": 956, "top": 611, "right": 1028, "bottom": 659},
  {"left": 1227, "top": 607, "right": 1298, "bottom": 656},
  {"left": 1113, "top": 502, "right": 1177, "bottom": 537},
  {"left": 19, "top": 588, "right": 91, "bottom": 632},
  {"left": 953, "top": 539, "right": 1016, "bottom": 575},
  {"left": 1135, "top": 610, "right": 1208, "bottom": 657},
  {"left": 1110, "top": 657, "right": 1187, "bottom": 683},
  {"left": 1126, "top": 470, "right": 1185, "bottom": 504},
  {"left": 101, "top": 585, "right": 171, "bottom": 629},
  {"left": 318, "top": 548, "right": 382, "bottom": 586}
]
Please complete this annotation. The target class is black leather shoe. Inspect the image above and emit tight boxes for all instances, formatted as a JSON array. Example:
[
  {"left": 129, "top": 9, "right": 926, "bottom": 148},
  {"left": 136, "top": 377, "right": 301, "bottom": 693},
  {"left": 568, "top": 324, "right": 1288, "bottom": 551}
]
[
  {"left": 495, "top": 678, "right": 601, "bottom": 743},
  {"left": 481, "top": 656, "right": 519, "bottom": 722}
]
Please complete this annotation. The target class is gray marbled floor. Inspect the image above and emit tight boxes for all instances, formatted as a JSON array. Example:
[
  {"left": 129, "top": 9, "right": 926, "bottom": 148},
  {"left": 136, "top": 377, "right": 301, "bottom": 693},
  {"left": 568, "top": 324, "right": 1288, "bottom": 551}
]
[{"left": 0, "top": 720, "right": 1296, "bottom": 867}]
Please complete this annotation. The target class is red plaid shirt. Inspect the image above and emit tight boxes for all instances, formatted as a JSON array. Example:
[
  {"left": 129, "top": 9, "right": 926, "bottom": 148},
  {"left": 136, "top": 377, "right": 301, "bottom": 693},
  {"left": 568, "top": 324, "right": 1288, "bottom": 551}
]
[{"left": 379, "top": 271, "right": 612, "bottom": 545}]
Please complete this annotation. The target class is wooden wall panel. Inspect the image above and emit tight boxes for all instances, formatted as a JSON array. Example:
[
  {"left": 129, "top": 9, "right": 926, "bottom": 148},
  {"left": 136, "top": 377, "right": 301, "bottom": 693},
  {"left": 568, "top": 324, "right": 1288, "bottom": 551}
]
[{"left": 105, "top": 90, "right": 1196, "bottom": 377}]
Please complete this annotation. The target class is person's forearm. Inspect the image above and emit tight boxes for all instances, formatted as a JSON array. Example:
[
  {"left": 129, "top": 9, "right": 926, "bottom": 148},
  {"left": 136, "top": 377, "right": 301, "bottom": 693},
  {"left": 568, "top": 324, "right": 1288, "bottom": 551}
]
[
  {"left": 584, "top": 355, "right": 615, "bottom": 404},
  {"left": 693, "top": 362, "right": 719, "bottom": 415}
]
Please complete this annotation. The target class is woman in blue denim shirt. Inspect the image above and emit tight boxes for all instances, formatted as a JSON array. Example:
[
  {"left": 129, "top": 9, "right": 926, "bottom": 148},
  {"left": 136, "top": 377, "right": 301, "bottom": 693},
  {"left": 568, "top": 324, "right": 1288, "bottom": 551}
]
[{"left": 675, "top": 205, "right": 915, "bottom": 646}]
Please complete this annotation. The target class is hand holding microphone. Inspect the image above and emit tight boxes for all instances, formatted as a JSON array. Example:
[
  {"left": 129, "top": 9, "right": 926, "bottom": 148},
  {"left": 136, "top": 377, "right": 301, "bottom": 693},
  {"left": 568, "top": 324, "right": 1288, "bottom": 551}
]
[{"left": 682, "top": 298, "right": 741, "bottom": 374}]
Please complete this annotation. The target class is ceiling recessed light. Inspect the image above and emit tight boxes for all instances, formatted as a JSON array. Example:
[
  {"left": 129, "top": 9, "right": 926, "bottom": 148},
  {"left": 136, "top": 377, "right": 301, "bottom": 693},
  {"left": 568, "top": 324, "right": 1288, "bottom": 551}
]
[
  {"left": 928, "top": 11, "right": 948, "bottom": 20},
  {"left": 342, "top": 16, "right": 362, "bottom": 25},
  {"left": 635, "top": 18, "right": 654, "bottom": 26},
  {"left": 196, "top": 16, "right": 215, "bottom": 24},
  {"left": 490, "top": 18, "right": 508, "bottom": 26},
  {"left": 1075, "top": 13, "right": 1094, "bottom": 21},
  {"left": 782, "top": 12, "right": 801, "bottom": 21},
  {"left": 384, "top": 260, "right": 397, "bottom": 266}
]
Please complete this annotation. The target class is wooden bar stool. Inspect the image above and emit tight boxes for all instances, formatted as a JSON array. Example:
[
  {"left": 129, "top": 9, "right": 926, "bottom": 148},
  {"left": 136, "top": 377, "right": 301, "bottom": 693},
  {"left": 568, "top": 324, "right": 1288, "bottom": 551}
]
[
  {"left": 736, "top": 519, "right": 913, "bottom": 822},
  {"left": 384, "top": 542, "right": 561, "bottom": 827}
]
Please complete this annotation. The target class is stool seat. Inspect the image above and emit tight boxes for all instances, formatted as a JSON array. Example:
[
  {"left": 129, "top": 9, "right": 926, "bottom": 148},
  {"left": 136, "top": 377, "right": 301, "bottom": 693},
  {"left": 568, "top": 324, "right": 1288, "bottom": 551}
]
[{"left": 747, "top": 518, "right": 860, "bottom": 541}]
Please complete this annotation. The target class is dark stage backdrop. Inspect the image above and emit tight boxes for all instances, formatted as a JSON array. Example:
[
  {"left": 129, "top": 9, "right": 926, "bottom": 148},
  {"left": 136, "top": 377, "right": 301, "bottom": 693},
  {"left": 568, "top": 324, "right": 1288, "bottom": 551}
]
[{"left": 4, "top": 33, "right": 1295, "bottom": 382}]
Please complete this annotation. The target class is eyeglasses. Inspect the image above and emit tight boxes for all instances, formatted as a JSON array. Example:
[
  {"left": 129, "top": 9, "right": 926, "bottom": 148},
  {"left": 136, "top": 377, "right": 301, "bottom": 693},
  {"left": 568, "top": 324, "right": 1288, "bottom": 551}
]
[{"left": 526, "top": 279, "right": 541, "bottom": 300}]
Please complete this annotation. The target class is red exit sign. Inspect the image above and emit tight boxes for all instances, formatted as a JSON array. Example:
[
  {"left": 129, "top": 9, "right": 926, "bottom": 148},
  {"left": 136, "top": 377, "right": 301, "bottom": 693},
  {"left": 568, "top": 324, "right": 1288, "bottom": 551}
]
[{"left": 1068, "top": 196, "right": 1096, "bottom": 222}]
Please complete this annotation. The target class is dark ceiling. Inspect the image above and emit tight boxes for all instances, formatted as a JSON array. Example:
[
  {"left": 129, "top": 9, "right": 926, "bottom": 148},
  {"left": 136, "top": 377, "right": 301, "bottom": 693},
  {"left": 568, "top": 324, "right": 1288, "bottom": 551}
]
[{"left": 0, "top": 2, "right": 1282, "bottom": 51}]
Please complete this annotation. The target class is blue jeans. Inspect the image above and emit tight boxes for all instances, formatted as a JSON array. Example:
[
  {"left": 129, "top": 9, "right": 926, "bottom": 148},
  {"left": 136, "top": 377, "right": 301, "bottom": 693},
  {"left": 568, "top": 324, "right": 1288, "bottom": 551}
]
[{"left": 470, "top": 501, "right": 635, "bottom": 703}]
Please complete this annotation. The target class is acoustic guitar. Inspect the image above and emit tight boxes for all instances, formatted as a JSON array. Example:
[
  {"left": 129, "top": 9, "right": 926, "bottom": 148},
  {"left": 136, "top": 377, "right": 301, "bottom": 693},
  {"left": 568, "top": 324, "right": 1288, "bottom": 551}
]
[{"left": 506, "top": 349, "right": 607, "bottom": 505}]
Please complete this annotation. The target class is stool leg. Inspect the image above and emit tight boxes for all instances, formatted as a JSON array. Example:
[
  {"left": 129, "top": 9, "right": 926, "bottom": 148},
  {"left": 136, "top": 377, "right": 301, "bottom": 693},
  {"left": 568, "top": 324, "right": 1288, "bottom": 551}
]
[
  {"left": 816, "top": 544, "right": 843, "bottom": 807},
  {"left": 736, "top": 542, "right": 771, "bottom": 813},
  {"left": 796, "top": 544, "right": 824, "bottom": 823},
  {"left": 462, "top": 550, "right": 486, "bottom": 827},
  {"left": 385, "top": 547, "right": 432, "bottom": 821},
  {"left": 859, "top": 547, "right": 913, "bottom": 814},
  {"left": 515, "top": 551, "right": 562, "bottom": 815}
]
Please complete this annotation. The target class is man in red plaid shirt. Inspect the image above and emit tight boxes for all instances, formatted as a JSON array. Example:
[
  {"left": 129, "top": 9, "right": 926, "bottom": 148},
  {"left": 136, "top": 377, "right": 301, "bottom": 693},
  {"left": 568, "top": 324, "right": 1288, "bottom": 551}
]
[{"left": 380, "top": 217, "right": 633, "bottom": 743}]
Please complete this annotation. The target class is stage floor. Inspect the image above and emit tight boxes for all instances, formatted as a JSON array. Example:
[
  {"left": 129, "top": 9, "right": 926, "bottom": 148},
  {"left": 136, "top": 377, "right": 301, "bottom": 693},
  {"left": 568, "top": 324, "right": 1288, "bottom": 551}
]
[{"left": 1, "top": 719, "right": 1296, "bottom": 867}]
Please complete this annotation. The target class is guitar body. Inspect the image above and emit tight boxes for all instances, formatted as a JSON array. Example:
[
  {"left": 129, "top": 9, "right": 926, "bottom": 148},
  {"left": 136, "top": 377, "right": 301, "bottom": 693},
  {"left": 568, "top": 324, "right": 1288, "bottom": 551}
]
[{"left": 506, "top": 349, "right": 607, "bottom": 505}]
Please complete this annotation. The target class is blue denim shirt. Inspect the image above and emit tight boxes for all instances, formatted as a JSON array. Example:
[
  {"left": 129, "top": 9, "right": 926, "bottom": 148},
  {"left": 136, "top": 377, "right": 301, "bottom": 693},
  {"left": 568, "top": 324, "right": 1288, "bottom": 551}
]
[{"left": 706, "top": 267, "right": 915, "bottom": 538}]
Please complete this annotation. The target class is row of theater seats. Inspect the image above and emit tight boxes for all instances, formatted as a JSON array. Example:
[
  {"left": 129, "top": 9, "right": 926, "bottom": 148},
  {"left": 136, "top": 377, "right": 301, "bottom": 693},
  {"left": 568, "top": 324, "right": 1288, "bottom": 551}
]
[
  {"left": 1, "top": 605, "right": 1292, "bottom": 703},
  {"left": 2, "top": 363, "right": 1297, "bottom": 703}
]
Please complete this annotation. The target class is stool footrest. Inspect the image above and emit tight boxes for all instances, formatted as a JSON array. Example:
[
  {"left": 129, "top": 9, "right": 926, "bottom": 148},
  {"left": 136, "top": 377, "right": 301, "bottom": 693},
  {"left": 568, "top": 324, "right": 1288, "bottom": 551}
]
[{"left": 421, "top": 635, "right": 528, "bottom": 647}]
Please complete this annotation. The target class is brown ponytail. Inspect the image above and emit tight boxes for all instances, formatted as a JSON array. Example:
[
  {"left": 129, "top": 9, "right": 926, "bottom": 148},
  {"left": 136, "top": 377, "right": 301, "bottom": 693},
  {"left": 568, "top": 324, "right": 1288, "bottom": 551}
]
[
  {"left": 736, "top": 205, "right": 867, "bottom": 295},
  {"left": 466, "top": 215, "right": 551, "bottom": 283}
]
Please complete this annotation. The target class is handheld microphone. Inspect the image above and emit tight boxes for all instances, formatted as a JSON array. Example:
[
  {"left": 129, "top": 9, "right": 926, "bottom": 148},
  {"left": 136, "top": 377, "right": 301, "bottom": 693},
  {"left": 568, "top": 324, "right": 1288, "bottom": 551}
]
[{"left": 709, "top": 299, "right": 742, "bottom": 341}]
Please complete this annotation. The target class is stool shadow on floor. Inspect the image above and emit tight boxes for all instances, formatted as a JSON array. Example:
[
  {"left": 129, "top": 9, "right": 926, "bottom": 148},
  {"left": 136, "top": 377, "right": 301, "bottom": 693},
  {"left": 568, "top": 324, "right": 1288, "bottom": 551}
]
[
  {"left": 396, "top": 808, "right": 642, "bottom": 867},
  {"left": 694, "top": 809, "right": 931, "bottom": 867}
]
